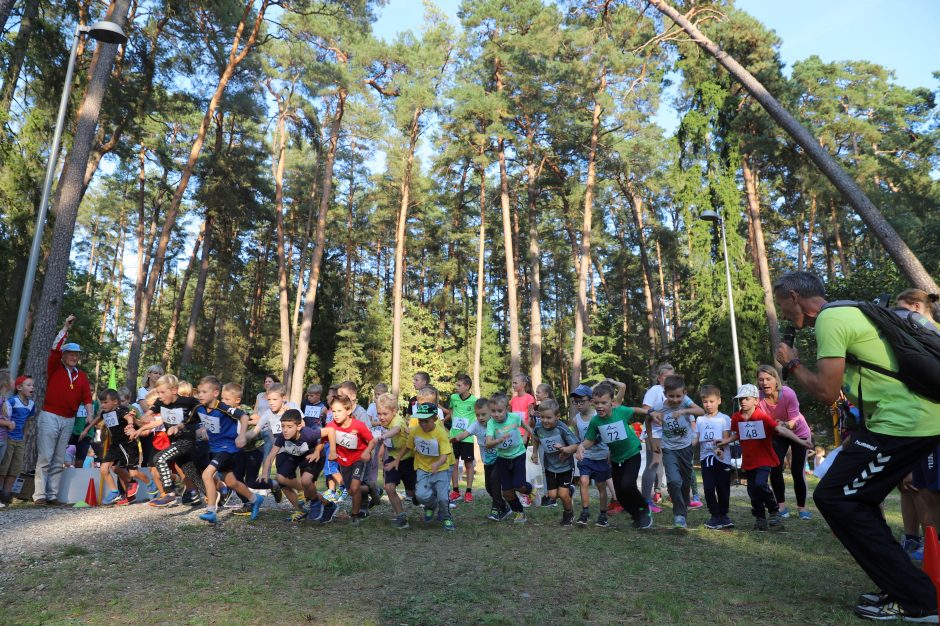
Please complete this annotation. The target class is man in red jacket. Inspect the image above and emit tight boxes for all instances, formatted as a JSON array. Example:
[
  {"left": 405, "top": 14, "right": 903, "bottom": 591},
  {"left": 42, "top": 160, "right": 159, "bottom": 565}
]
[{"left": 33, "top": 314, "right": 93, "bottom": 505}]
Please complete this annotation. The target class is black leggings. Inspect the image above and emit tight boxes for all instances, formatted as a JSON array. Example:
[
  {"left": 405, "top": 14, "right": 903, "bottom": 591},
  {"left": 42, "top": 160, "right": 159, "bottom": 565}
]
[
  {"left": 770, "top": 436, "right": 808, "bottom": 507},
  {"left": 153, "top": 438, "right": 205, "bottom": 496},
  {"left": 611, "top": 453, "right": 646, "bottom": 520},
  {"left": 483, "top": 463, "right": 507, "bottom": 512},
  {"left": 233, "top": 449, "right": 265, "bottom": 503}
]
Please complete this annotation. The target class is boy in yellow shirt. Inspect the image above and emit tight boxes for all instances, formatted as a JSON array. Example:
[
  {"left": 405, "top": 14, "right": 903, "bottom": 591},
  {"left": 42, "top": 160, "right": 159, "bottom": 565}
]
[
  {"left": 407, "top": 402, "right": 455, "bottom": 531},
  {"left": 377, "top": 392, "right": 414, "bottom": 529}
]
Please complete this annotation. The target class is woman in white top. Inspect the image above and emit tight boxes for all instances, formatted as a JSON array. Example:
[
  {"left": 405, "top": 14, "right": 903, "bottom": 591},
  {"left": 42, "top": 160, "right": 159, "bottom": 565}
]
[
  {"left": 136, "top": 364, "right": 164, "bottom": 409},
  {"left": 254, "top": 374, "right": 279, "bottom": 416}
]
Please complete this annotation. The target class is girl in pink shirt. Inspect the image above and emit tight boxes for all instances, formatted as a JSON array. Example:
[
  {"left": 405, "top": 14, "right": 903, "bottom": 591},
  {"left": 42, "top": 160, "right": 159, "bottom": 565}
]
[{"left": 756, "top": 364, "right": 813, "bottom": 519}]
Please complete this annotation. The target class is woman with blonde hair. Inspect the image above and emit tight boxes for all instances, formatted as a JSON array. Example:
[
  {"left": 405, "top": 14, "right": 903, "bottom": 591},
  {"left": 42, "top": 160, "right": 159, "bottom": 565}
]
[{"left": 756, "top": 363, "right": 813, "bottom": 520}]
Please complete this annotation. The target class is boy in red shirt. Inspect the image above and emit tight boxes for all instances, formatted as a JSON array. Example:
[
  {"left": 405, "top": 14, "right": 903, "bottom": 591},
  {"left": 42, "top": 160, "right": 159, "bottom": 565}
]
[
  {"left": 321, "top": 394, "right": 378, "bottom": 523},
  {"left": 719, "top": 384, "right": 812, "bottom": 531}
]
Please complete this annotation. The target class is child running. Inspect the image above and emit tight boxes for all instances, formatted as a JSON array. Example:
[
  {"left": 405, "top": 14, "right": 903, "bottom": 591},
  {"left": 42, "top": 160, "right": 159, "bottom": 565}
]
[
  {"left": 322, "top": 394, "right": 378, "bottom": 524},
  {"left": 196, "top": 377, "right": 264, "bottom": 523},
  {"left": 485, "top": 394, "right": 536, "bottom": 523},
  {"left": 446, "top": 374, "right": 477, "bottom": 504},
  {"left": 531, "top": 399, "right": 580, "bottom": 525},
  {"left": 261, "top": 409, "right": 337, "bottom": 523},
  {"left": 408, "top": 402, "right": 456, "bottom": 531},
  {"left": 648, "top": 374, "right": 704, "bottom": 529},
  {"left": 90, "top": 389, "right": 153, "bottom": 505},
  {"left": 376, "top": 392, "right": 414, "bottom": 529},
  {"left": 696, "top": 385, "right": 734, "bottom": 529},
  {"left": 718, "top": 384, "right": 813, "bottom": 531},
  {"left": 578, "top": 382, "right": 652, "bottom": 529},
  {"left": 570, "top": 384, "right": 610, "bottom": 526},
  {"left": 452, "top": 398, "right": 508, "bottom": 520}
]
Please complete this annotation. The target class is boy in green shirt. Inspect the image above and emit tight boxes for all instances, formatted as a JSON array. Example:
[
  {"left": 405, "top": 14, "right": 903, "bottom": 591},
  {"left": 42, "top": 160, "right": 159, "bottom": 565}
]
[
  {"left": 445, "top": 374, "right": 477, "bottom": 504},
  {"left": 578, "top": 382, "right": 652, "bottom": 530},
  {"left": 485, "top": 394, "right": 537, "bottom": 524}
]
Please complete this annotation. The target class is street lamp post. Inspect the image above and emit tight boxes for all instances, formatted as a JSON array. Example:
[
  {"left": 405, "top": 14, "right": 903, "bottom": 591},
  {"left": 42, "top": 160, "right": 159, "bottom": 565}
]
[
  {"left": 6, "top": 20, "right": 128, "bottom": 383},
  {"left": 700, "top": 209, "right": 742, "bottom": 389}
]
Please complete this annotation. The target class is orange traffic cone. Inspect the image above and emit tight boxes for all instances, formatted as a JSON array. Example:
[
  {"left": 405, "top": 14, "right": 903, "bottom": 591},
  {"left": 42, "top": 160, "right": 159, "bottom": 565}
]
[{"left": 923, "top": 526, "right": 940, "bottom": 610}]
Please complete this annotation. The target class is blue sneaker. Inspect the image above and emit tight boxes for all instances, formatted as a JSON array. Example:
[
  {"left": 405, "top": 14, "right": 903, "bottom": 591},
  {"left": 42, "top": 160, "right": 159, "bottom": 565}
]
[
  {"left": 308, "top": 500, "right": 324, "bottom": 522},
  {"left": 199, "top": 510, "right": 218, "bottom": 524},
  {"left": 102, "top": 490, "right": 121, "bottom": 506},
  {"left": 250, "top": 494, "right": 264, "bottom": 521},
  {"left": 798, "top": 510, "right": 813, "bottom": 520},
  {"left": 778, "top": 507, "right": 791, "bottom": 519},
  {"left": 911, "top": 546, "right": 925, "bottom": 561},
  {"left": 424, "top": 507, "right": 435, "bottom": 523},
  {"left": 146, "top": 481, "right": 159, "bottom": 498}
]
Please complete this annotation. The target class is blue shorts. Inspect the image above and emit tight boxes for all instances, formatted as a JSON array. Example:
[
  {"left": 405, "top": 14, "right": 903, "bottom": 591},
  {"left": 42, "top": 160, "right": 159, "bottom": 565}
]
[
  {"left": 913, "top": 445, "right": 940, "bottom": 491},
  {"left": 577, "top": 457, "right": 612, "bottom": 482},
  {"left": 496, "top": 454, "right": 529, "bottom": 491},
  {"left": 323, "top": 443, "right": 339, "bottom": 476}
]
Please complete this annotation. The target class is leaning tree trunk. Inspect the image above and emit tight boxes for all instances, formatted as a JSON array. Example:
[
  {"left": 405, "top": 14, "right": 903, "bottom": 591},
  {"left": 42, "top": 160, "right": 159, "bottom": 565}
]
[
  {"left": 21, "top": 0, "right": 132, "bottom": 471},
  {"left": 571, "top": 77, "right": 604, "bottom": 393},
  {"left": 741, "top": 154, "right": 781, "bottom": 355},
  {"left": 389, "top": 107, "right": 421, "bottom": 396},
  {"left": 179, "top": 214, "right": 214, "bottom": 369},
  {"left": 289, "top": 89, "right": 346, "bottom": 403},
  {"left": 126, "top": 0, "right": 269, "bottom": 389},
  {"left": 651, "top": 0, "right": 940, "bottom": 307},
  {"left": 0, "top": 0, "right": 37, "bottom": 120},
  {"left": 0, "top": 0, "right": 16, "bottom": 36},
  {"left": 472, "top": 162, "right": 487, "bottom": 398}
]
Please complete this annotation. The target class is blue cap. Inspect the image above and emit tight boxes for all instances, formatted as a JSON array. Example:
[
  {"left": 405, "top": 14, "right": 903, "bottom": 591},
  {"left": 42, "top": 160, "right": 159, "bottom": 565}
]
[
  {"left": 62, "top": 342, "right": 83, "bottom": 353},
  {"left": 569, "top": 384, "right": 593, "bottom": 399}
]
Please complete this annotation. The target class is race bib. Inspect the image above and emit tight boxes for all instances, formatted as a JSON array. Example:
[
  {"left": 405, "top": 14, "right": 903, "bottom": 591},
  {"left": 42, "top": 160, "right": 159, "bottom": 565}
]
[
  {"left": 283, "top": 440, "right": 310, "bottom": 456},
  {"left": 414, "top": 436, "right": 440, "bottom": 457},
  {"left": 738, "top": 420, "right": 767, "bottom": 440},
  {"left": 268, "top": 418, "right": 282, "bottom": 435},
  {"left": 499, "top": 429, "right": 520, "bottom": 449},
  {"left": 371, "top": 425, "right": 385, "bottom": 439},
  {"left": 304, "top": 405, "right": 322, "bottom": 419},
  {"left": 201, "top": 414, "right": 221, "bottom": 435},
  {"left": 102, "top": 411, "right": 119, "bottom": 428},
  {"left": 600, "top": 421, "right": 628, "bottom": 444},
  {"left": 699, "top": 422, "right": 721, "bottom": 443},
  {"left": 453, "top": 417, "right": 471, "bottom": 432},
  {"left": 336, "top": 430, "right": 358, "bottom": 450},
  {"left": 161, "top": 407, "right": 184, "bottom": 426},
  {"left": 384, "top": 436, "right": 395, "bottom": 450},
  {"left": 541, "top": 435, "right": 562, "bottom": 453}
]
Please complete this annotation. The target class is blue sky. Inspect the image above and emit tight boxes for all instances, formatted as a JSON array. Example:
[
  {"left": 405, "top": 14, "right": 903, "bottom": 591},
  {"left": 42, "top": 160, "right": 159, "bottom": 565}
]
[{"left": 374, "top": 0, "right": 940, "bottom": 91}]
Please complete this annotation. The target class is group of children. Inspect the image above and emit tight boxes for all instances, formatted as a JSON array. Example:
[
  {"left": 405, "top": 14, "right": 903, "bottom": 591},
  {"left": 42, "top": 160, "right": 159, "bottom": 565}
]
[{"left": 0, "top": 366, "right": 815, "bottom": 532}]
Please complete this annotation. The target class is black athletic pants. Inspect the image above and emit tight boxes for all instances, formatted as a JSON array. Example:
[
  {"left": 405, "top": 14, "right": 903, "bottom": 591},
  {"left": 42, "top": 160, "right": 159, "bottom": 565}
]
[
  {"left": 483, "top": 463, "right": 507, "bottom": 512},
  {"left": 611, "top": 453, "right": 647, "bottom": 520},
  {"left": 153, "top": 438, "right": 205, "bottom": 496},
  {"left": 700, "top": 456, "right": 731, "bottom": 517},
  {"left": 745, "top": 466, "right": 777, "bottom": 518},
  {"left": 234, "top": 449, "right": 265, "bottom": 503},
  {"left": 815, "top": 430, "right": 940, "bottom": 613},
  {"left": 771, "top": 436, "right": 808, "bottom": 507}
]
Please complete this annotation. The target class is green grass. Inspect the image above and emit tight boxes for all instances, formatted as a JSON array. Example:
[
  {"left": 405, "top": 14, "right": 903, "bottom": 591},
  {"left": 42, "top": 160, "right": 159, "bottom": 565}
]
[{"left": 0, "top": 476, "right": 903, "bottom": 625}]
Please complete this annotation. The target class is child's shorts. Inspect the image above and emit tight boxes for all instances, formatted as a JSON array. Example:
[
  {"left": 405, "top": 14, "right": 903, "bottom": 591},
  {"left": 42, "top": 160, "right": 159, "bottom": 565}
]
[
  {"left": 323, "top": 443, "right": 339, "bottom": 476},
  {"left": 276, "top": 452, "right": 324, "bottom": 481},
  {"left": 0, "top": 439, "right": 24, "bottom": 476},
  {"left": 496, "top": 454, "right": 528, "bottom": 491},
  {"left": 577, "top": 457, "right": 611, "bottom": 482},
  {"left": 452, "top": 441, "right": 475, "bottom": 462},
  {"left": 545, "top": 469, "right": 573, "bottom": 491},
  {"left": 209, "top": 450, "right": 242, "bottom": 474},
  {"left": 339, "top": 460, "right": 367, "bottom": 486},
  {"left": 383, "top": 456, "right": 417, "bottom": 491},
  {"left": 103, "top": 441, "right": 141, "bottom": 469}
]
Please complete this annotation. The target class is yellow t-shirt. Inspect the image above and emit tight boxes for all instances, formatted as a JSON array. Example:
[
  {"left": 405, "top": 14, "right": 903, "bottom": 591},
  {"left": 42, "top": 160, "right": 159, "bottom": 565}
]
[
  {"left": 407, "top": 422, "right": 454, "bottom": 473},
  {"left": 816, "top": 306, "right": 940, "bottom": 437},
  {"left": 382, "top": 415, "right": 412, "bottom": 461}
]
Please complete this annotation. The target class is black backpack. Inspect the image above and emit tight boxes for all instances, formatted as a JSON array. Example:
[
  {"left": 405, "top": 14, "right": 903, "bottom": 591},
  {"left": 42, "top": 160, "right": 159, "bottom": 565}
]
[{"left": 822, "top": 300, "right": 940, "bottom": 404}]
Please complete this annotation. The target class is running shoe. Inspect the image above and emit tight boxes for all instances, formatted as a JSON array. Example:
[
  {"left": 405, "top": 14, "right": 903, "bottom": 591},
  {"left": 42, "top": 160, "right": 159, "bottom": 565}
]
[
  {"left": 719, "top": 516, "right": 735, "bottom": 529},
  {"left": 753, "top": 517, "right": 769, "bottom": 531},
  {"left": 337, "top": 487, "right": 348, "bottom": 503},
  {"left": 250, "top": 494, "right": 264, "bottom": 521},
  {"left": 854, "top": 601, "right": 937, "bottom": 622},
  {"left": 442, "top": 518, "right": 456, "bottom": 532},
  {"left": 519, "top": 494, "right": 532, "bottom": 508},
  {"left": 576, "top": 509, "right": 590, "bottom": 526},
  {"left": 181, "top": 490, "right": 199, "bottom": 506},
  {"left": 857, "top": 591, "right": 889, "bottom": 607},
  {"left": 308, "top": 500, "right": 324, "bottom": 522},
  {"left": 290, "top": 509, "right": 307, "bottom": 523},
  {"left": 223, "top": 492, "right": 243, "bottom": 509},
  {"left": 596, "top": 512, "right": 610, "bottom": 528},
  {"left": 102, "top": 490, "right": 121, "bottom": 506},
  {"left": 149, "top": 494, "right": 177, "bottom": 507},
  {"left": 513, "top": 512, "right": 527, "bottom": 524},
  {"left": 233, "top": 503, "right": 252, "bottom": 516},
  {"left": 369, "top": 487, "right": 382, "bottom": 509},
  {"left": 798, "top": 510, "right": 813, "bottom": 520},
  {"left": 647, "top": 499, "right": 663, "bottom": 514},
  {"left": 540, "top": 495, "right": 551, "bottom": 507},
  {"left": 688, "top": 496, "right": 703, "bottom": 509},
  {"left": 560, "top": 510, "right": 574, "bottom": 526},
  {"left": 608, "top": 501, "right": 624, "bottom": 515},
  {"left": 319, "top": 501, "right": 338, "bottom": 524},
  {"left": 673, "top": 515, "right": 688, "bottom": 529},
  {"left": 497, "top": 507, "right": 514, "bottom": 522},
  {"left": 323, "top": 489, "right": 338, "bottom": 502},
  {"left": 146, "top": 481, "right": 159, "bottom": 498},
  {"left": 449, "top": 490, "right": 460, "bottom": 503},
  {"left": 704, "top": 516, "right": 722, "bottom": 530},
  {"left": 463, "top": 491, "right": 473, "bottom": 504},
  {"left": 778, "top": 507, "right": 790, "bottom": 519},
  {"left": 768, "top": 513, "right": 783, "bottom": 529},
  {"left": 200, "top": 510, "right": 218, "bottom": 524},
  {"left": 424, "top": 507, "right": 435, "bottom": 523},
  {"left": 633, "top": 513, "right": 654, "bottom": 529},
  {"left": 271, "top": 482, "right": 283, "bottom": 503},
  {"left": 487, "top": 508, "right": 500, "bottom": 521},
  {"left": 126, "top": 482, "right": 139, "bottom": 499},
  {"left": 392, "top": 514, "right": 410, "bottom": 530},
  {"left": 113, "top": 496, "right": 131, "bottom": 506}
]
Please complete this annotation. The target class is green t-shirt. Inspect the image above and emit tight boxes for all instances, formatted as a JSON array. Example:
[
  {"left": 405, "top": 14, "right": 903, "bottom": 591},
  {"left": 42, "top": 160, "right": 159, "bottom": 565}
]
[
  {"left": 816, "top": 306, "right": 940, "bottom": 437},
  {"left": 585, "top": 406, "right": 642, "bottom": 463},
  {"left": 486, "top": 412, "right": 526, "bottom": 459},
  {"left": 448, "top": 393, "right": 477, "bottom": 443}
]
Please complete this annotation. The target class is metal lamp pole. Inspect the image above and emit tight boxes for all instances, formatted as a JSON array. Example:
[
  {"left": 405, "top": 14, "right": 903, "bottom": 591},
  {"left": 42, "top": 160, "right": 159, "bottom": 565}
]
[
  {"left": 6, "top": 21, "right": 128, "bottom": 382},
  {"left": 700, "top": 209, "right": 742, "bottom": 389}
]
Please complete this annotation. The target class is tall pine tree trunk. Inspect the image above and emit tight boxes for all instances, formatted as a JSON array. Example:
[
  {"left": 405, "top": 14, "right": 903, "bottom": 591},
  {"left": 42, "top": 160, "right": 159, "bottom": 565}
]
[
  {"left": 652, "top": 0, "right": 940, "bottom": 303},
  {"left": 526, "top": 150, "right": 543, "bottom": 387},
  {"left": 472, "top": 163, "right": 487, "bottom": 397},
  {"left": 179, "top": 215, "right": 213, "bottom": 369},
  {"left": 390, "top": 107, "right": 421, "bottom": 396},
  {"left": 741, "top": 154, "right": 781, "bottom": 353},
  {"left": 271, "top": 95, "right": 293, "bottom": 382},
  {"left": 571, "top": 77, "right": 604, "bottom": 391},
  {"left": 126, "top": 0, "right": 269, "bottom": 389},
  {"left": 0, "top": 0, "right": 37, "bottom": 119},
  {"left": 289, "top": 88, "right": 346, "bottom": 403},
  {"left": 161, "top": 223, "right": 204, "bottom": 369}
]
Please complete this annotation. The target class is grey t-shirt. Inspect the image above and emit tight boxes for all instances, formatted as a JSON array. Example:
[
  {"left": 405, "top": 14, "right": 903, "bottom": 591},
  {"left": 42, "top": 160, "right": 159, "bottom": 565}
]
[
  {"left": 576, "top": 412, "right": 608, "bottom": 460},
  {"left": 656, "top": 397, "right": 695, "bottom": 450},
  {"left": 535, "top": 423, "right": 579, "bottom": 473}
]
